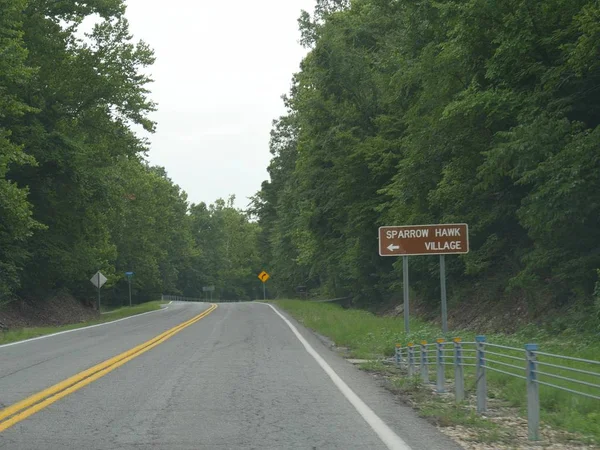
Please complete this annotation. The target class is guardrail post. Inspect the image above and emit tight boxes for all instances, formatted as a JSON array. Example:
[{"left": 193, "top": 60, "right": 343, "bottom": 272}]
[
  {"left": 420, "top": 341, "right": 429, "bottom": 383},
  {"left": 454, "top": 337, "right": 464, "bottom": 403},
  {"left": 408, "top": 343, "right": 415, "bottom": 377},
  {"left": 395, "top": 344, "right": 402, "bottom": 368},
  {"left": 436, "top": 338, "right": 445, "bottom": 393},
  {"left": 476, "top": 335, "right": 487, "bottom": 413},
  {"left": 525, "top": 344, "right": 540, "bottom": 441}
]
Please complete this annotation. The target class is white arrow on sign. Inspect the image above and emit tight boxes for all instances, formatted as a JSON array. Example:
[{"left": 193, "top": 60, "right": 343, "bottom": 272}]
[
  {"left": 90, "top": 271, "right": 107, "bottom": 289},
  {"left": 387, "top": 244, "right": 400, "bottom": 252}
]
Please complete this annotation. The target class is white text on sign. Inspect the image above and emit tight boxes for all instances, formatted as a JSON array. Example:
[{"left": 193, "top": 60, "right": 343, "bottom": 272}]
[
  {"left": 385, "top": 227, "right": 462, "bottom": 239},
  {"left": 379, "top": 224, "right": 469, "bottom": 256}
]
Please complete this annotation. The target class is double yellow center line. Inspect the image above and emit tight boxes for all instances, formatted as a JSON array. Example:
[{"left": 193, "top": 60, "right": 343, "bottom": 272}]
[{"left": 0, "top": 303, "right": 218, "bottom": 433}]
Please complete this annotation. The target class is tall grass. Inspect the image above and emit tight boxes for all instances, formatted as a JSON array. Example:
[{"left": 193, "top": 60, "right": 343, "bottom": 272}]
[{"left": 275, "top": 300, "right": 600, "bottom": 443}]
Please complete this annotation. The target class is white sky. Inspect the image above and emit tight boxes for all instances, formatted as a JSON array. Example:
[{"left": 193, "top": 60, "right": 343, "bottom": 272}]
[{"left": 123, "top": 0, "right": 316, "bottom": 209}]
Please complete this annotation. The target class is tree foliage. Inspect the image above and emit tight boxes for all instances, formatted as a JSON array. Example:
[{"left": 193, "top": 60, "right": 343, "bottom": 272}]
[
  {"left": 0, "top": 0, "right": 40, "bottom": 302},
  {"left": 183, "top": 197, "right": 261, "bottom": 300},
  {"left": 3, "top": 0, "right": 599, "bottom": 312},
  {"left": 255, "top": 0, "right": 600, "bottom": 308},
  {"left": 0, "top": 0, "right": 260, "bottom": 306}
]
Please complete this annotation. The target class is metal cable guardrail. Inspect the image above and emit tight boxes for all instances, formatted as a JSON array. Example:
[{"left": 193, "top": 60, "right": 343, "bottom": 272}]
[
  {"left": 161, "top": 294, "right": 248, "bottom": 303},
  {"left": 533, "top": 371, "right": 600, "bottom": 390},
  {"left": 393, "top": 336, "right": 600, "bottom": 441},
  {"left": 162, "top": 295, "right": 204, "bottom": 302},
  {"left": 535, "top": 380, "right": 600, "bottom": 401},
  {"left": 483, "top": 358, "right": 526, "bottom": 372},
  {"left": 485, "top": 342, "right": 524, "bottom": 352},
  {"left": 534, "top": 351, "right": 600, "bottom": 365},
  {"left": 486, "top": 365, "right": 527, "bottom": 379},
  {"left": 536, "top": 360, "right": 600, "bottom": 377}
]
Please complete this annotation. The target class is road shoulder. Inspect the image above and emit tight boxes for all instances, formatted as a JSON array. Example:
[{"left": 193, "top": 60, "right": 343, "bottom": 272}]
[{"left": 260, "top": 302, "right": 463, "bottom": 450}]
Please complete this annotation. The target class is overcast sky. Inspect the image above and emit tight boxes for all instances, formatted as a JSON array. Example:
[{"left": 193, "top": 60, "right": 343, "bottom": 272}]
[{"left": 123, "top": 0, "right": 316, "bottom": 209}]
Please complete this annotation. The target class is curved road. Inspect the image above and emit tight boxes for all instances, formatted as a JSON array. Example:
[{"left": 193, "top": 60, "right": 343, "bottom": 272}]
[{"left": 0, "top": 302, "right": 461, "bottom": 450}]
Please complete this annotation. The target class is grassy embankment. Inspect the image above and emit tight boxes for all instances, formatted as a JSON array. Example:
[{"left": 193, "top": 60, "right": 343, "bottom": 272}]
[
  {"left": 0, "top": 301, "right": 165, "bottom": 346},
  {"left": 274, "top": 299, "right": 600, "bottom": 445}
]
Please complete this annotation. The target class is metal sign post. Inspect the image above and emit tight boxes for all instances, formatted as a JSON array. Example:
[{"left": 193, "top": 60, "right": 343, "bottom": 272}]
[
  {"left": 202, "top": 286, "right": 215, "bottom": 302},
  {"left": 295, "top": 286, "right": 308, "bottom": 300},
  {"left": 440, "top": 256, "right": 448, "bottom": 334},
  {"left": 90, "top": 271, "right": 108, "bottom": 311},
  {"left": 403, "top": 256, "right": 410, "bottom": 334},
  {"left": 379, "top": 223, "right": 469, "bottom": 334},
  {"left": 258, "top": 271, "right": 270, "bottom": 300},
  {"left": 125, "top": 272, "right": 134, "bottom": 307}
]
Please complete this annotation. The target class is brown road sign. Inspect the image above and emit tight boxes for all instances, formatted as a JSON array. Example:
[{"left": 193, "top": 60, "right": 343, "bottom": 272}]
[
  {"left": 258, "top": 271, "right": 270, "bottom": 283},
  {"left": 379, "top": 224, "right": 469, "bottom": 256}
]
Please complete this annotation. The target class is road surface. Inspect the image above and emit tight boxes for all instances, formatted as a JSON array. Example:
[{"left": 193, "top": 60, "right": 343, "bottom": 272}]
[{"left": 0, "top": 302, "right": 462, "bottom": 450}]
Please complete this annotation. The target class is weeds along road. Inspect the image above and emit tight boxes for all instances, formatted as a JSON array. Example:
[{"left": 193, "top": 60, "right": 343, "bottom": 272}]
[{"left": 0, "top": 302, "right": 461, "bottom": 450}]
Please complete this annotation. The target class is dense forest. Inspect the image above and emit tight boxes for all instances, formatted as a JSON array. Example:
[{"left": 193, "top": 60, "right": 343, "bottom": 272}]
[
  {"left": 0, "top": 0, "right": 261, "bottom": 306},
  {"left": 253, "top": 0, "right": 600, "bottom": 322},
  {"left": 2, "top": 0, "right": 600, "bottom": 322}
]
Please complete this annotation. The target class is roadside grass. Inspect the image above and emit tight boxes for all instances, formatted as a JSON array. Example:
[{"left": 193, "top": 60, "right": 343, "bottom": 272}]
[
  {"left": 100, "top": 304, "right": 130, "bottom": 313},
  {"left": 0, "top": 301, "right": 164, "bottom": 346},
  {"left": 387, "top": 372, "right": 512, "bottom": 445},
  {"left": 274, "top": 299, "right": 600, "bottom": 445}
]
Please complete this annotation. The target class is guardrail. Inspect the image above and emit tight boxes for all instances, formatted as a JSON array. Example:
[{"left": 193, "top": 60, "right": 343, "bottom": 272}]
[
  {"left": 162, "top": 295, "right": 204, "bottom": 302},
  {"left": 161, "top": 295, "right": 248, "bottom": 303},
  {"left": 393, "top": 336, "right": 600, "bottom": 441}
]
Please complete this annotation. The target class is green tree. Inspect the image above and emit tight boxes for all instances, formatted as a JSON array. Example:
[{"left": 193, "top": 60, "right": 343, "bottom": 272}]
[
  {"left": 106, "top": 160, "right": 195, "bottom": 304},
  {"left": 8, "top": 0, "right": 156, "bottom": 298},
  {"left": 0, "top": 0, "right": 41, "bottom": 302},
  {"left": 182, "top": 197, "right": 261, "bottom": 300},
  {"left": 256, "top": 0, "right": 600, "bottom": 314}
]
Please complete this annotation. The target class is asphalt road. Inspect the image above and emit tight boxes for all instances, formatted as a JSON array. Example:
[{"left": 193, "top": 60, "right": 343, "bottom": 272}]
[{"left": 0, "top": 302, "right": 462, "bottom": 450}]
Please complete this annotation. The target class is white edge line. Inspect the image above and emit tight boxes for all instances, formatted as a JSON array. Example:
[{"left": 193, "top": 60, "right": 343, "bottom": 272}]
[
  {"left": 263, "top": 303, "right": 411, "bottom": 450},
  {"left": 0, "top": 305, "right": 170, "bottom": 349}
]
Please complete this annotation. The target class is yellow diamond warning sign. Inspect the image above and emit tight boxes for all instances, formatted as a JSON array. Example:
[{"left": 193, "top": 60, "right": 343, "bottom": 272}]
[{"left": 258, "top": 271, "right": 270, "bottom": 283}]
